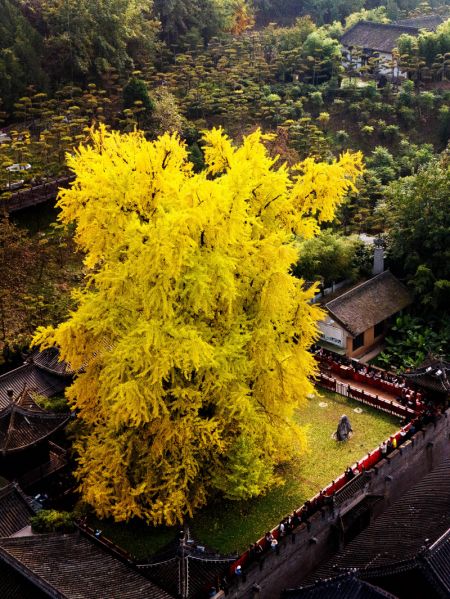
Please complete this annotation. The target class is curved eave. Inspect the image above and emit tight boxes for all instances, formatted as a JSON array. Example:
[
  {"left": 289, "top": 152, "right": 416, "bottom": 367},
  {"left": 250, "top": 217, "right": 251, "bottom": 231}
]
[{"left": 0, "top": 415, "right": 70, "bottom": 455}]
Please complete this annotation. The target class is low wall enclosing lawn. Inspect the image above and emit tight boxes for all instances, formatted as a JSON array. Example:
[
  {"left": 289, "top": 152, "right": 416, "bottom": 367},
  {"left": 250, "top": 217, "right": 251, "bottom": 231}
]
[{"left": 226, "top": 408, "right": 450, "bottom": 599}]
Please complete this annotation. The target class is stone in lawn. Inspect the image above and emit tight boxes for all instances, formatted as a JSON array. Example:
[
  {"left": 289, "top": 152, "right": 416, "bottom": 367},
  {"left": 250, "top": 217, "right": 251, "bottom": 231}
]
[{"left": 333, "top": 414, "right": 353, "bottom": 441}]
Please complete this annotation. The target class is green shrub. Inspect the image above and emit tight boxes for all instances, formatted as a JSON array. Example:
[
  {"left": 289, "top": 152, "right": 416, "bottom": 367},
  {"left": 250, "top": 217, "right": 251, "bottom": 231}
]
[
  {"left": 34, "top": 394, "right": 69, "bottom": 413},
  {"left": 438, "top": 105, "right": 450, "bottom": 144},
  {"left": 308, "top": 90, "right": 324, "bottom": 110},
  {"left": 335, "top": 129, "right": 349, "bottom": 145},
  {"left": 31, "top": 510, "right": 76, "bottom": 534},
  {"left": 361, "top": 124, "right": 374, "bottom": 136},
  {"left": 123, "top": 78, "right": 154, "bottom": 113},
  {"left": 349, "top": 101, "right": 362, "bottom": 114},
  {"left": 398, "top": 106, "right": 415, "bottom": 127},
  {"left": 382, "top": 124, "right": 401, "bottom": 141}
]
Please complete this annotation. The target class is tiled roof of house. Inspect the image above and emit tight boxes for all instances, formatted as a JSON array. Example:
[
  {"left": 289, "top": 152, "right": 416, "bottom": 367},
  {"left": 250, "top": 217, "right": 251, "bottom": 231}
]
[
  {"left": 0, "top": 391, "right": 69, "bottom": 454},
  {"left": 0, "top": 364, "right": 68, "bottom": 410},
  {"left": 325, "top": 271, "right": 412, "bottom": 337},
  {"left": 395, "top": 14, "right": 446, "bottom": 31},
  {"left": 0, "top": 533, "right": 175, "bottom": 599},
  {"left": 28, "top": 347, "right": 73, "bottom": 377},
  {"left": 340, "top": 21, "right": 419, "bottom": 53},
  {"left": 0, "top": 484, "right": 35, "bottom": 537},
  {"left": 403, "top": 357, "right": 450, "bottom": 394},
  {"left": 282, "top": 572, "right": 399, "bottom": 599},
  {"left": 423, "top": 528, "right": 450, "bottom": 595},
  {"left": 0, "top": 559, "right": 49, "bottom": 599},
  {"left": 312, "top": 458, "right": 450, "bottom": 578}
]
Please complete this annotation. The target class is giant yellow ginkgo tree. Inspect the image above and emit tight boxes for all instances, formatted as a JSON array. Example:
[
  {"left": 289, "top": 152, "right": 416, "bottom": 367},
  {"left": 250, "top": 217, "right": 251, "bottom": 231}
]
[{"left": 34, "top": 126, "right": 363, "bottom": 525}]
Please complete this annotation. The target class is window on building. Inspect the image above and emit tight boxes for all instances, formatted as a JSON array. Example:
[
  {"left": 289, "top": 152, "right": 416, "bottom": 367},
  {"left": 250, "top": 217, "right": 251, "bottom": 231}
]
[
  {"left": 353, "top": 333, "right": 365, "bottom": 351},
  {"left": 374, "top": 321, "right": 384, "bottom": 338}
]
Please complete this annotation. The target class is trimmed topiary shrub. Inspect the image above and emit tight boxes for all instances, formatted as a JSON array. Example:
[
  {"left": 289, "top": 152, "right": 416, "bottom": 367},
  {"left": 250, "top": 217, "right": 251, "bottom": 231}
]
[{"left": 31, "top": 510, "right": 76, "bottom": 534}]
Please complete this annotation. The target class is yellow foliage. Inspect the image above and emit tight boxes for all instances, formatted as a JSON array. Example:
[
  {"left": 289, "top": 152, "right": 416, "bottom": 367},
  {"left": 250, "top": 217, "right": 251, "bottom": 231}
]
[{"left": 34, "top": 126, "right": 363, "bottom": 525}]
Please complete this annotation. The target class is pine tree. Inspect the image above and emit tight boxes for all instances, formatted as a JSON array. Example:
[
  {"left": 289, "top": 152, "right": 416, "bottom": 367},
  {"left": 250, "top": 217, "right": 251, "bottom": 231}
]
[{"left": 34, "top": 126, "right": 363, "bottom": 525}]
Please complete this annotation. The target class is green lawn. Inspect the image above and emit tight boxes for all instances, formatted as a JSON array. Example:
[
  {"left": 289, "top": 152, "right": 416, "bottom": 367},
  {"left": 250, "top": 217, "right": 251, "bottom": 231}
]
[{"left": 89, "top": 390, "right": 400, "bottom": 558}]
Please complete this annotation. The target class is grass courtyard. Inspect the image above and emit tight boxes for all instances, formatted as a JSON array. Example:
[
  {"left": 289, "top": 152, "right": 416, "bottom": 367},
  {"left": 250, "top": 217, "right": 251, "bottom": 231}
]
[{"left": 90, "top": 390, "right": 400, "bottom": 558}]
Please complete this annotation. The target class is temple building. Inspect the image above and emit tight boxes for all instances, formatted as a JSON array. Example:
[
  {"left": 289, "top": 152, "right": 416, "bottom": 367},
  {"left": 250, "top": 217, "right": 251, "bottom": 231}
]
[
  {"left": 318, "top": 270, "right": 412, "bottom": 359},
  {"left": 0, "top": 387, "right": 70, "bottom": 487},
  {"left": 340, "top": 15, "right": 445, "bottom": 79},
  {"left": 286, "top": 457, "right": 450, "bottom": 599},
  {"left": 0, "top": 347, "right": 72, "bottom": 404},
  {"left": 0, "top": 482, "right": 38, "bottom": 538},
  {"left": 403, "top": 356, "right": 450, "bottom": 405},
  {"left": 0, "top": 533, "right": 174, "bottom": 598}
]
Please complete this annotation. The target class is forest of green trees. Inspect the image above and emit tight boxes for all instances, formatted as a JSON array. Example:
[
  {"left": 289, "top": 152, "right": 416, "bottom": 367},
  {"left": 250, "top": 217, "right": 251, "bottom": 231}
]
[{"left": 0, "top": 0, "right": 449, "bottom": 370}]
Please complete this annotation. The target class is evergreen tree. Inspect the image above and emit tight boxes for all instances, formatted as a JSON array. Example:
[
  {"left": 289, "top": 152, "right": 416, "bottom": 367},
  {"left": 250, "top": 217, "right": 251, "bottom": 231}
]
[{"left": 385, "top": 156, "right": 450, "bottom": 310}]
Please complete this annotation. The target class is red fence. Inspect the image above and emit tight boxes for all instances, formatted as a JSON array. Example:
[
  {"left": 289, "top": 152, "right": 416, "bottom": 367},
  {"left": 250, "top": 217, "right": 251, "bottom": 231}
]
[
  {"left": 318, "top": 372, "right": 415, "bottom": 419},
  {"left": 228, "top": 359, "right": 423, "bottom": 576},
  {"left": 228, "top": 417, "right": 414, "bottom": 575},
  {"left": 328, "top": 360, "right": 422, "bottom": 399}
]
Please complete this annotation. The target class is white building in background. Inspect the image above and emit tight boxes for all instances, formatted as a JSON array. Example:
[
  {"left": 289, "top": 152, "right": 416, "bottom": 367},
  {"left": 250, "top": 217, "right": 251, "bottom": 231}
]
[
  {"left": 318, "top": 271, "right": 412, "bottom": 359},
  {"left": 340, "top": 16, "right": 445, "bottom": 80}
]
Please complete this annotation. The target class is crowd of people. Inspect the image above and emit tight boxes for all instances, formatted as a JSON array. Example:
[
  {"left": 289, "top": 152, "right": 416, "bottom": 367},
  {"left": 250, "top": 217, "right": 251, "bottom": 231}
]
[
  {"left": 241, "top": 492, "right": 339, "bottom": 572},
  {"left": 234, "top": 349, "right": 442, "bottom": 576},
  {"left": 315, "top": 347, "right": 425, "bottom": 411}
]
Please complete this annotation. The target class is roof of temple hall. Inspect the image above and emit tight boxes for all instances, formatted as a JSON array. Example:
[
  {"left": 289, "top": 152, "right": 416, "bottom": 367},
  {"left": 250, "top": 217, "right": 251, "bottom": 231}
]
[
  {"left": 0, "top": 390, "right": 69, "bottom": 454},
  {"left": 422, "top": 528, "right": 450, "bottom": 595},
  {"left": 340, "top": 21, "right": 419, "bottom": 53},
  {"left": 28, "top": 347, "right": 73, "bottom": 377},
  {"left": 0, "top": 364, "right": 67, "bottom": 410},
  {"left": 0, "top": 559, "right": 49, "bottom": 599},
  {"left": 282, "top": 572, "right": 398, "bottom": 599},
  {"left": 324, "top": 271, "right": 412, "bottom": 337},
  {"left": 395, "top": 14, "right": 446, "bottom": 31},
  {"left": 0, "top": 533, "right": 174, "bottom": 599},
  {"left": 403, "top": 356, "right": 450, "bottom": 394},
  {"left": 310, "top": 458, "right": 450, "bottom": 589},
  {"left": 0, "top": 484, "right": 36, "bottom": 537}
]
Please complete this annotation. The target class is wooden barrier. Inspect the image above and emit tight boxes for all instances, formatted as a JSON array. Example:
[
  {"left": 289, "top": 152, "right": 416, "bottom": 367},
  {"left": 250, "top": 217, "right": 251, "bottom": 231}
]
[
  {"left": 317, "top": 372, "right": 416, "bottom": 419},
  {"left": 1, "top": 175, "right": 74, "bottom": 213}
]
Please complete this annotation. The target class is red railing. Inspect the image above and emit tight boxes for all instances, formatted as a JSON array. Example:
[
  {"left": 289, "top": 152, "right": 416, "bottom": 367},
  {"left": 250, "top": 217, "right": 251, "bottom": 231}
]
[
  {"left": 228, "top": 357, "right": 426, "bottom": 576},
  {"left": 317, "top": 372, "right": 415, "bottom": 419},
  {"left": 228, "top": 418, "right": 414, "bottom": 575}
]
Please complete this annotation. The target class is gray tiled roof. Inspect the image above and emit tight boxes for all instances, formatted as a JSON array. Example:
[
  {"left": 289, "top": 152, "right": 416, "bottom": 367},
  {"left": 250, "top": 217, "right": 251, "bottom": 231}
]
[
  {"left": 0, "top": 484, "right": 35, "bottom": 537},
  {"left": 0, "top": 559, "right": 48, "bottom": 599},
  {"left": 0, "top": 402, "right": 69, "bottom": 453},
  {"left": 0, "top": 364, "right": 68, "bottom": 410},
  {"left": 341, "top": 21, "right": 419, "bottom": 53},
  {"left": 424, "top": 529, "right": 450, "bottom": 595},
  {"left": 282, "top": 573, "right": 398, "bottom": 599},
  {"left": 396, "top": 14, "right": 445, "bottom": 31},
  {"left": 312, "top": 458, "right": 450, "bottom": 578},
  {"left": 0, "top": 533, "right": 175, "bottom": 599},
  {"left": 28, "top": 347, "right": 73, "bottom": 377},
  {"left": 325, "top": 271, "right": 412, "bottom": 337},
  {"left": 403, "top": 357, "right": 450, "bottom": 393}
]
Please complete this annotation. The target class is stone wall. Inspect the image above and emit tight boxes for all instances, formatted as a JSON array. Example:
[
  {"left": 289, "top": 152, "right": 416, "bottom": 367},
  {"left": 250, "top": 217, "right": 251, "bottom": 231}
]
[{"left": 227, "top": 409, "right": 450, "bottom": 599}]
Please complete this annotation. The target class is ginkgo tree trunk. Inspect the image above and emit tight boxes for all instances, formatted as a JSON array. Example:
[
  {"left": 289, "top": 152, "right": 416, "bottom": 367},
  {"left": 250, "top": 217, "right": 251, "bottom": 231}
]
[{"left": 34, "top": 126, "right": 363, "bottom": 525}]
